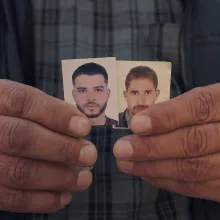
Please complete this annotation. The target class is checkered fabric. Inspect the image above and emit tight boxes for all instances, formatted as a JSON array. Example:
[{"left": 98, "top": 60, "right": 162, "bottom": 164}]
[
  {"left": 32, "top": 0, "right": 185, "bottom": 99},
  {"left": 27, "top": 127, "right": 189, "bottom": 220},
  {"left": 30, "top": 3, "right": 190, "bottom": 218},
  {"left": 0, "top": 0, "right": 194, "bottom": 219}
]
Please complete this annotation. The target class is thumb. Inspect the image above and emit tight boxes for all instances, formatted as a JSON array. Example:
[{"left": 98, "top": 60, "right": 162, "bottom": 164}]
[{"left": 130, "top": 86, "right": 218, "bottom": 135}]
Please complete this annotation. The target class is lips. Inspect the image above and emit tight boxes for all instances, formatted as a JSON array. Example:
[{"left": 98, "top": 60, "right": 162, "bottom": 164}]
[
  {"left": 136, "top": 107, "right": 147, "bottom": 111},
  {"left": 85, "top": 104, "right": 99, "bottom": 108},
  {"left": 134, "top": 106, "right": 148, "bottom": 114}
]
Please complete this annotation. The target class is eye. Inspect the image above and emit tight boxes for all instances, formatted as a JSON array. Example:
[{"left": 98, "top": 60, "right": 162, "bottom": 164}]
[
  {"left": 145, "top": 91, "right": 152, "bottom": 95},
  {"left": 95, "top": 89, "right": 103, "bottom": 92},
  {"left": 131, "top": 91, "right": 138, "bottom": 95},
  {"left": 78, "top": 89, "right": 86, "bottom": 93}
]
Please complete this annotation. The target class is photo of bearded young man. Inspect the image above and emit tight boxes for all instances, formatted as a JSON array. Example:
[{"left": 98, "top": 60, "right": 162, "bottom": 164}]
[
  {"left": 71, "top": 62, "right": 118, "bottom": 126},
  {"left": 118, "top": 66, "right": 160, "bottom": 128}
]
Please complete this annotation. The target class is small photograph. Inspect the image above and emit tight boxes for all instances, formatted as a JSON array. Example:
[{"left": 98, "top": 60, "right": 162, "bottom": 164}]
[
  {"left": 117, "top": 61, "right": 171, "bottom": 128},
  {"left": 62, "top": 57, "right": 119, "bottom": 126}
]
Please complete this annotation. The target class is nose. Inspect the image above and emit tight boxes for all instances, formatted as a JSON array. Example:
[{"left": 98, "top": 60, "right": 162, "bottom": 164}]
[
  {"left": 137, "top": 94, "right": 145, "bottom": 105},
  {"left": 86, "top": 91, "right": 96, "bottom": 101}
]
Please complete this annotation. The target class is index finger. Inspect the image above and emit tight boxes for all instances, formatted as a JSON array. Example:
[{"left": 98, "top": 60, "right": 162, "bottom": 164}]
[
  {"left": 130, "top": 84, "right": 219, "bottom": 135},
  {"left": 0, "top": 116, "right": 97, "bottom": 166},
  {"left": 114, "top": 122, "right": 218, "bottom": 162},
  {"left": 0, "top": 80, "right": 91, "bottom": 137}
]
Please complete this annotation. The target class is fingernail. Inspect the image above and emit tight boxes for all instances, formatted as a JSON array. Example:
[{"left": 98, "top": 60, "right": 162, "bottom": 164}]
[
  {"left": 131, "top": 115, "right": 152, "bottom": 133},
  {"left": 113, "top": 140, "right": 133, "bottom": 159},
  {"left": 61, "top": 192, "right": 72, "bottom": 206},
  {"left": 77, "top": 170, "right": 92, "bottom": 188},
  {"left": 117, "top": 161, "right": 133, "bottom": 171},
  {"left": 79, "top": 145, "right": 97, "bottom": 165},
  {"left": 69, "top": 116, "right": 90, "bottom": 136}
]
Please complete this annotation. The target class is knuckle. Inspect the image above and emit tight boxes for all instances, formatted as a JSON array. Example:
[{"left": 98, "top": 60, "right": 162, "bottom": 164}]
[
  {"left": 59, "top": 140, "right": 81, "bottom": 164},
  {"left": 143, "top": 139, "right": 154, "bottom": 158},
  {"left": 143, "top": 163, "right": 157, "bottom": 178},
  {"left": 8, "top": 158, "right": 37, "bottom": 187},
  {"left": 214, "top": 123, "right": 220, "bottom": 143},
  {"left": 0, "top": 188, "right": 25, "bottom": 211},
  {"left": 162, "top": 110, "right": 179, "bottom": 130},
  {"left": 37, "top": 96, "right": 68, "bottom": 131},
  {"left": 176, "top": 157, "right": 212, "bottom": 182},
  {"left": 179, "top": 125, "right": 208, "bottom": 157},
  {"left": 189, "top": 87, "right": 217, "bottom": 123},
  {"left": 0, "top": 87, "right": 31, "bottom": 117},
  {"left": 190, "top": 157, "right": 214, "bottom": 182},
  {"left": 7, "top": 190, "right": 25, "bottom": 211},
  {"left": 0, "top": 119, "right": 32, "bottom": 154},
  {"left": 60, "top": 168, "right": 75, "bottom": 190},
  {"left": 184, "top": 159, "right": 200, "bottom": 182},
  {"left": 42, "top": 105, "right": 57, "bottom": 128},
  {"left": 141, "top": 137, "right": 158, "bottom": 159},
  {"left": 175, "top": 159, "right": 200, "bottom": 182}
]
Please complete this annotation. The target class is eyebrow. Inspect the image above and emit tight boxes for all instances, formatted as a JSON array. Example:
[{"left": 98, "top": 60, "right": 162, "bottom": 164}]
[
  {"left": 130, "top": 89, "right": 153, "bottom": 92},
  {"left": 94, "top": 86, "right": 104, "bottom": 89},
  {"left": 77, "top": 85, "right": 105, "bottom": 90},
  {"left": 77, "top": 87, "right": 87, "bottom": 90}
]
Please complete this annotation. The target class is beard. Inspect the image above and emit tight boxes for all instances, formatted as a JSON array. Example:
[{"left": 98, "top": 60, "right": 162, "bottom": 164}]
[{"left": 76, "top": 101, "right": 108, "bottom": 118}]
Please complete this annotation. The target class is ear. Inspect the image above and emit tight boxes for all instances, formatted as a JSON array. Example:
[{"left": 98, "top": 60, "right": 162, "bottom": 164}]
[
  {"left": 72, "top": 90, "right": 76, "bottom": 100},
  {"left": 156, "top": 89, "right": 160, "bottom": 98},
  {"left": 123, "top": 90, "right": 128, "bottom": 101},
  {"left": 107, "top": 88, "right": 111, "bottom": 100}
]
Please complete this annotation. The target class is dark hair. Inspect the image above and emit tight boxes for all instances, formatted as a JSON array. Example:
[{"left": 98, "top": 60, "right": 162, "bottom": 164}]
[
  {"left": 125, "top": 66, "right": 158, "bottom": 90},
  {"left": 72, "top": 62, "right": 108, "bottom": 85}
]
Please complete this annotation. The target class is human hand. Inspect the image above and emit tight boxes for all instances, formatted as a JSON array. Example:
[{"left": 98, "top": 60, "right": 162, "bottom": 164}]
[
  {"left": 0, "top": 80, "right": 97, "bottom": 213},
  {"left": 114, "top": 84, "right": 220, "bottom": 202}
]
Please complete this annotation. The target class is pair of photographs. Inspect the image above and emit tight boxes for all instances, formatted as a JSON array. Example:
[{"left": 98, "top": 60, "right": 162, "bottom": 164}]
[{"left": 62, "top": 57, "right": 171, "bottom": 128}]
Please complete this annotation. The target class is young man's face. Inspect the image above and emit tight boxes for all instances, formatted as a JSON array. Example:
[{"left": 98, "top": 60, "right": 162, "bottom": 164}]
[
  {"left": 123, "top": 78, "right": 160, "bottom": 116},
  {"left": 72, "top": 74, "right": 110, "bottom": 118}
]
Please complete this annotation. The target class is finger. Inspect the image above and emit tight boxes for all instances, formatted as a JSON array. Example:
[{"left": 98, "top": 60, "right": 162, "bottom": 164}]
[
  {"left": 0, "top": 154, "right": 92, "bottom": 191},
  {"left": 143, "top": 177, "right": 220, "bottom": 203},
  {"left": 114, "top": 122, "right": 219, "bottom": 161},
  {"left": 0, "top": 185, "right": 72, "bottom": 213},
  {"left": 117, "top": 153, "right": 220, "bottom": 182},
  {"left": 0, "top": 116, "right": 97, "bottom": 166},
  {"left": 0, "top": 80, "right": 90, "bottom": 137},
  {"left": 130, "top": 84, "right": 220, "bottom": 135}
]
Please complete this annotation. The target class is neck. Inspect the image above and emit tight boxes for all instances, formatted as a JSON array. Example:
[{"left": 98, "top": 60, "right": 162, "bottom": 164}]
[
  {"left": 127, "top": 109, "right": 133, "bottom": 117},
  {"left": 89, "top": 113, "right": 106, "bottom": 125}
]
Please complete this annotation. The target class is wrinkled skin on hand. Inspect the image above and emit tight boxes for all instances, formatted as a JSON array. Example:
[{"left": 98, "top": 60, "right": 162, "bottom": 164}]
[
  {"left": 0, "top": 80, "right": 97, "bottom": 213},
  {"left": 114, "top": 83, "right": 220, "bottom": 202}
]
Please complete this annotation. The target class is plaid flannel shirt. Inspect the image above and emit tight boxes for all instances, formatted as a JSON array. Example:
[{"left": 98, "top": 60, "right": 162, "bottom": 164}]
[
  {"left": 32, "top": 0, "right": 185, "bottom": 99},
  {"left": 30, "top": 1, "right": 190, "bottom": 219},
  {"left": 28, "top": 127, "right": 190, "bottom": 220},
  {"left": 3, "top": 0, "right": 219, "bottom": 219}
]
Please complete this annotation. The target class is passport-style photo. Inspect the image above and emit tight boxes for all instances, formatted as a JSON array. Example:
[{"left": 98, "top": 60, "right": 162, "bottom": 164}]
[
  {"left": 117, "top": 61, "right": 171, "bottom": 128},
  {"left": 62, "top": 58, "right": 171, "bottom": 128},
  {"left": 62, "top": 57, "right": 119, "bottom": 126}
]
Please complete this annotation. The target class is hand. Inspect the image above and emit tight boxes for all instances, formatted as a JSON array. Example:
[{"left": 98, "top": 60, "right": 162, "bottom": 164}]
[
  {"left": 0, "top": 80, "right": 97, "bottom": 213},
  {"left": 114, "top": 84, "right": 220, "bottom": 202}
]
